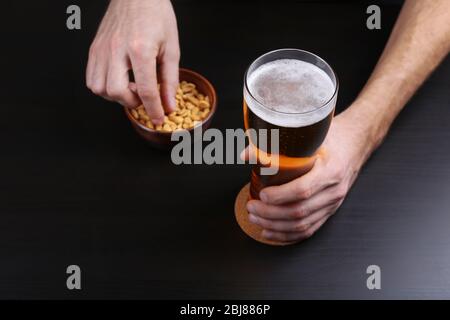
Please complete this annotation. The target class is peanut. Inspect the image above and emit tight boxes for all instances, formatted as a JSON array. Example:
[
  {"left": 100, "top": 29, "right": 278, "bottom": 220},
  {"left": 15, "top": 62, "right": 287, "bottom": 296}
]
[
  {"left": 181, "top": 83, "right": 196, "bottom": 94},
  {"left": 198, "top": 100, "right": 210, "bottom": 109},
  {"left": 131, "top": 109, "right": 139, "bottom": 120},
  {"left": 185, "top": 95, "right": 199, "bottom": 105},
  {"left": 162, "top": 124, "right": 172, "bottom": 132}
]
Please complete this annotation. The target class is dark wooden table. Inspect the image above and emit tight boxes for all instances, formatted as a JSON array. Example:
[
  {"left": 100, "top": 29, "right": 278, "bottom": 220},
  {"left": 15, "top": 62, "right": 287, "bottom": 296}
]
[{"left": 0, "top": 0, "right": 449, "bottom": 299}]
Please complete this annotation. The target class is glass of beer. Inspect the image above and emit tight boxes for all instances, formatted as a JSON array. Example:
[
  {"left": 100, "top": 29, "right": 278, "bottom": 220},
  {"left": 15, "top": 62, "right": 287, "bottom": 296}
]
[{"left": 235, "top": 48, "right": 338, "bottom": 245}]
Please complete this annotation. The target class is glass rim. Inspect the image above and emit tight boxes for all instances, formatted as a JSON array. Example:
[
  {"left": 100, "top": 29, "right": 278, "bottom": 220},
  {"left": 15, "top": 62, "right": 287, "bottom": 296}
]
[{"left": 244, "top": 48, "right": 339, "bottom": 116}]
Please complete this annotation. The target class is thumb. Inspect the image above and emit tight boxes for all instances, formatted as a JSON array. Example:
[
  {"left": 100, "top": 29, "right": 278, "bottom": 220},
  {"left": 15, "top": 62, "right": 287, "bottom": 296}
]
[
  {"left": 129, "top": 82, "right": 137, "bottom": 93},
  {"left": 240, "top": 144, "right": 259, "bottom": 163}
]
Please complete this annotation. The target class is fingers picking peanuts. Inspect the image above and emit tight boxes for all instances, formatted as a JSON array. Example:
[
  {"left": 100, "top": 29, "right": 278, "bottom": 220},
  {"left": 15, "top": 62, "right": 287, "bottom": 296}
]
[{"left": 131, "top": 81, "right": 211, "bottom": 132}]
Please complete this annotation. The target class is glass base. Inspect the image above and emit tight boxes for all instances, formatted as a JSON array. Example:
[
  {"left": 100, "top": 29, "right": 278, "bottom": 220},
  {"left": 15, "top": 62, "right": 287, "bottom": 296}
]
[{"left": 234, "top": 183, "right": 299, "bottom": 246}]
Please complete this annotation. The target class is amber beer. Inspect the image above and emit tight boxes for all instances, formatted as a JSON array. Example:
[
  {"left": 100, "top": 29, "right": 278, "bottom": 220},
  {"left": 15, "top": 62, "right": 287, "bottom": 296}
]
[{"left": 243, "top": 49, "right": 338, "bottom": 199}]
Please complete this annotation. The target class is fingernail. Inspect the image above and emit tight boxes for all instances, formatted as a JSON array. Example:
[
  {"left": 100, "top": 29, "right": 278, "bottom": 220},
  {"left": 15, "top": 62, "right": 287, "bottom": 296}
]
[
  {"left": 152, "top": 117, "right": 164, "bottom": 125},
  {"left": 246, "top": 202, "right": 255, "bottom": 214},
  {"left": 239, "top": 149, "right": 246, "bottom": 161},
  {"left": 248, "top": 214, "right": 257, "bottom": 223},
  {"left": 259, "top": 191, "right": 268, "bottom": 203},
  {"left": 262, "top": 230, "right": 272, "bottom": 239},
  {"left": 169, "top": 97, "right": 176, "bottom": 110}
]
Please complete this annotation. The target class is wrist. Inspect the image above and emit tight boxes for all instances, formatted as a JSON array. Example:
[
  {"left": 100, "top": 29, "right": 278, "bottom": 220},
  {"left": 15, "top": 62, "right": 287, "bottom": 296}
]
[
  {"left": 109, "top": 0, "right": 165, "bottom": 8},
  {"left": 338, "top": 102, "right": 386, "bottom": 169}
]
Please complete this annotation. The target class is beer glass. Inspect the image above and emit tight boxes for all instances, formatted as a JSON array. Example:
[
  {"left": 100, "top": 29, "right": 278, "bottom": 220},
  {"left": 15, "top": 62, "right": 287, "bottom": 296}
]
[{"left": 235, "top": 49, "right": 338, "bottom": 245}]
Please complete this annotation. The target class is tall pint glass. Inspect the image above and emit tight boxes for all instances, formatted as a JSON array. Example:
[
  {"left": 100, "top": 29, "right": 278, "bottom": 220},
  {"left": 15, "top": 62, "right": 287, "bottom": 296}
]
[{"left": 236, "top": 49, "right": 338, "bottom": 245}]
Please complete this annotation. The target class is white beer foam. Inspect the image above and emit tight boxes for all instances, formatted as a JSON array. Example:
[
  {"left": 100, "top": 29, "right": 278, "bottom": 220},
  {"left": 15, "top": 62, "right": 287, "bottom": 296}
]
[{"left": 246, "top": 59, "right": 336, "bottom": 127}]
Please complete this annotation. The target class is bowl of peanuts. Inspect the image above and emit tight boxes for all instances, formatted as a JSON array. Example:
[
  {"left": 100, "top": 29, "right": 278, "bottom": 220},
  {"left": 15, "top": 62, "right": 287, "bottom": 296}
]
[{"left": 124, "top": 68, "right": 217, "bottom": 148}]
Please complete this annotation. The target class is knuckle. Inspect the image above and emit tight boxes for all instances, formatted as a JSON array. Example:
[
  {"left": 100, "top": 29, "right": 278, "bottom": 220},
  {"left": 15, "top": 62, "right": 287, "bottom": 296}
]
[
  {"left": 88, "top": 41, "right": 99, "bottom": 57},
  {"left": 106, "top": 85, "right": 123, "bottom": 100},
  {"left": 295, "top": 222, "right": 309, "bottom": 232},
  {"left": 332, "top": 165, "right": 345, "bottom": 181},
  {"left": 297, "top": 185, "right": 312, "bottom": 199},
  {"left": 90, "top": 84, "right": 105, "bottom": 96},
  {"left": 335, "top": 184, "right": 348, "bottom": 200},
  {"left": 138, "top": 88, "right": 159, "bottom": 102},
  {"left": 129, "top": 40, "right": 145, "bottom": 54},
  {"left": 292, "top": 206, "right": 307, "bottom": 218},
  {"left": 165, "top": 49, "right": 180, "bottom": 62},
  {"left": 109, "top": 38, "right": 122, "bottom": 55},
  {"left": 303, "top": 228, "right": 314, "bottom": 239},
  {"left": 129, "top": 40, "right": 155, "bottom": 58}
]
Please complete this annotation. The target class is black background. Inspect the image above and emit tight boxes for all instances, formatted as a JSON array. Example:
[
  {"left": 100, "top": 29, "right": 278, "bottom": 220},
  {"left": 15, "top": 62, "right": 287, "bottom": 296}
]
[{"left": 0, "top": 0, "right": 449, "bottom": 299}]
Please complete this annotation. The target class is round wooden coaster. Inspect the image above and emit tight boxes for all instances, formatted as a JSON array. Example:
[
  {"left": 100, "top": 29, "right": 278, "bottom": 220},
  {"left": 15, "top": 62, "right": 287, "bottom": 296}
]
[{"left": 234, "top": 183, "right": 298, "bottom": 246}]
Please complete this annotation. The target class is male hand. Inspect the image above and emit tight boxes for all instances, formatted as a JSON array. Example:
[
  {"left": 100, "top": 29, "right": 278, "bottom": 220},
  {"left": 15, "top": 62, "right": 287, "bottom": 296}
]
[
  {"left": 244, "top": 112, "right": 369, "bottom": 242},
  {"left": 86, "top": 0, "right": 180, "bottom": 125}
]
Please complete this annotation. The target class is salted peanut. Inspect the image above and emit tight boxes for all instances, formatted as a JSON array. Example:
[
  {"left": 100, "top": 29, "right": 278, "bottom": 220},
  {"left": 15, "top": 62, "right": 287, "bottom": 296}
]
[
  {"left": 181, "top": 83, "right": 195, "bottom": 94},
  {"left": 191, "top": 106, "right": 200, "bottom": 114},
  {"left": 176, "top": 87, "right": 183, "bottom": 96},
  {"left": 131, "top": 109, "right": 139, "bottom": 119},
  {"left": 186, "top": 102, "right": 196, "bottom": 110},
  {"left": 178, "top": 109, "right": 188, "bottom": 117},
  {"left": 162, "top": 123, "right": 172, "bottom": 132},
  {"left": 191, "top": 114, "right": 201, "bottom": 121},
  {"left": 139, "top": 119, "right": 146, "bottom": 126},
  {"left": 198, "top": 100, "right": 210, "bottom": 109},
  {"left": 138, "top": 109, "right": 150, "bottom": 121},
  {"left": 184, "top": 117, "right": 192, "bottom": 125},
  {"left": 197, "top": 94, "right": 205, "bottom": 101},
  {"left": 146, "top": 121, "right": 154, "bottom": 129},
  {"left": 200, "top": 109, "right": 210, "bottom": 119},
  {"left": 169, "top": 115, "right": 184, "bottom": 124},
  {"left": 185, "top": 95, "right": 199, "bottom": 105},
  {"left": 182, "top": 83, "right": 196, "bottom": 90},
  {"left": 156, "top": 124, "right": 163, "bottom": 131}
]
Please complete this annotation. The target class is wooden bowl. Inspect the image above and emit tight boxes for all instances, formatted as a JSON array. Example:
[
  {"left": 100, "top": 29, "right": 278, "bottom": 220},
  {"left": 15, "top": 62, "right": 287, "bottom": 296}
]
[{"left": 124, "top": 68, "right": 217, "bottom": 148}]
